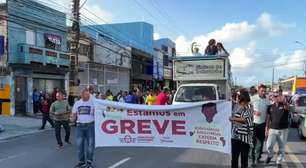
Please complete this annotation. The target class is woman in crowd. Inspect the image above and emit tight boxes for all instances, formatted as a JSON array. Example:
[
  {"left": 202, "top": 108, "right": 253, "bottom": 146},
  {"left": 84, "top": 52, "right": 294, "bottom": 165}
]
[
  {"left": 146, "top": 89, "right": 157, "bottom": 105},
  {"left": 39, "top": 93, "right": 54, "bottom": 130},
  {"left": 229, "top": 89, "right": 253, "bottom": 168}
]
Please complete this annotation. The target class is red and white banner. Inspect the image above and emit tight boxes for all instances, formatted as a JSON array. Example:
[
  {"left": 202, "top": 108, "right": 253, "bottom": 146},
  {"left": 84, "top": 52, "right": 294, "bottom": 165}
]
[{"left": 94, "top": 100, "right": 232, "bottom": 154}]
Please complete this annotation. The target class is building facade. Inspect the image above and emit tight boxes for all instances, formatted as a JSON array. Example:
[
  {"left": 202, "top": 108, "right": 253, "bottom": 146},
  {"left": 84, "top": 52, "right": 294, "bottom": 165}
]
[
  {"left": 77, "top": 26, "right": 132, "bottom": 95},
  {"left": 154, "top": 38, "right": 176, "bottom": 89},
  {"left": 82, "top": 22, "right": 154, "bottom": 92},
  {"left": 0, "top": 0, "right": 70, "bottom": 116}
]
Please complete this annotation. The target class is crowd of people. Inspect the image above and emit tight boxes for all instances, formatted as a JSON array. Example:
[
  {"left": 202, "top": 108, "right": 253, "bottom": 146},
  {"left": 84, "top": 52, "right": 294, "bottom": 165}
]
[
  {"left": 32, "top": 83, "right": 290, "bottom": 168},
  {"left": 88, "top": 87, "right": 176, "bottom": 106},
  {"left": 230, "top": 85, "right": 290, "bottom": 168},
  {"left": 32, "top": 86, "right": 176, "bottom": 168}
]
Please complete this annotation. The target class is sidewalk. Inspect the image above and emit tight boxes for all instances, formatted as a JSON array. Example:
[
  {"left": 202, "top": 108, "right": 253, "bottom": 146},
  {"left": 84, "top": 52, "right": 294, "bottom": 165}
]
[{"left": 0, "top": 115, "right": 51, "bottom": 142}]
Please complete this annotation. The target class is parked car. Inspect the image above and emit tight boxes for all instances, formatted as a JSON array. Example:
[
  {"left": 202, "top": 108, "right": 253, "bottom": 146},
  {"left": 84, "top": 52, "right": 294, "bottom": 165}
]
[
  {"left": 297, "top": 112, "right": 306, "bottom": 139},
  {"left": 289, "top": 94, "right": 306, "bottom": 127},
  {"left": 0, "top": 124, "right": 4, "bottom": 133}
]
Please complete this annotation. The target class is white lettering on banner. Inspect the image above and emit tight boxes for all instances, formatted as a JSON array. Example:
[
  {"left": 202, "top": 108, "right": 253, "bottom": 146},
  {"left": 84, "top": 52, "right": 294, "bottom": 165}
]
[{"left": 94, "top": 100, "right": 232, "bottom": 154}]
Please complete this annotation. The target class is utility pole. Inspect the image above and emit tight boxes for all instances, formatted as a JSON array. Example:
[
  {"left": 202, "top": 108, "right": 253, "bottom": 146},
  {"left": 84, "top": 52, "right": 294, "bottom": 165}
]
[
  {"left": 271, "top": 67, "right": 275, "bottom": 91},
  {"left": 294, "top": 41, "right": 306, "bottom": 77},
  {"left": 70, "top": 0, "right": 80, "bottom": 96}
]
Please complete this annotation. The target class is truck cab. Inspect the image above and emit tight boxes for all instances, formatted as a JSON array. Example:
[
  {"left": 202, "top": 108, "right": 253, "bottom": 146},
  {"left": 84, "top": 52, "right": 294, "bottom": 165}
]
[{"left": 172, "top": 83, "right": 219, "bottom": 104}]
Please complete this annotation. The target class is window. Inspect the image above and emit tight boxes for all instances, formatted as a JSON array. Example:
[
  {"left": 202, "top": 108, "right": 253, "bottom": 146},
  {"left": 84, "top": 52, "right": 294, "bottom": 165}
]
[
  {"left": 172, "top": 48, "right": 176, "bottom": 56},
  {"left": 162, "top": 45, "right": 168, "bottom": 53},
  {"left": 44, "top": 34, "right": 61, "bottom": 50},
  {"left": 79, "top": 43, "right": 90, "bottom": 57},
  {"left": 175, "top": 86, "right": 217, "bottom": 102},
  {"left": 26, "top": 30, "right": 35, "bottom": 45},
  {"left": 163, "top": 55, "right": 169, "bottom": 66}
]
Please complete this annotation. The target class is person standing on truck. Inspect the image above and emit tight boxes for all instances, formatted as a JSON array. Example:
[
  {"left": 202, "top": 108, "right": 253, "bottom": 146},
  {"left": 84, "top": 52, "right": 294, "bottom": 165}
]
[
  {"left": 204, "top": 39, "right": 218, "bottom": 55},
  {"left": 250, "top": 84, "right": 270, "bottom": 166},
  {"left": 216, "top": 42, "right": 229, "bottom": 57}
]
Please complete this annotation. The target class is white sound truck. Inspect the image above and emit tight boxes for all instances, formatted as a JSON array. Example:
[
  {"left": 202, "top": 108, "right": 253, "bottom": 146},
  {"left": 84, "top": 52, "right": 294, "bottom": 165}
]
[{"left": 172, "top": 56, "right": 232, "bottom": 104}]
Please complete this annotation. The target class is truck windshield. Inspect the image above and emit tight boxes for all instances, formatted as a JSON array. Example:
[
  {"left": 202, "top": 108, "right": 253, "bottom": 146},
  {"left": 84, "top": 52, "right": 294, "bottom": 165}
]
[
  {"left": 175, "top": 86, "right": 217, "bottom": 102},
  {"left": 298, "top": 96, "right": 306, "bottom": 106}
]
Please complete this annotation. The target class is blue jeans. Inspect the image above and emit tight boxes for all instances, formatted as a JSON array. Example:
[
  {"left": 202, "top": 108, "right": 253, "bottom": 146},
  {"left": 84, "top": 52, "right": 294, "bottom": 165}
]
[
  {"left": 76, "top": 122, "right": 95, "bottom": 163},
  {"left": 266, "top": 129, "right": 289, "bottom": 164}
]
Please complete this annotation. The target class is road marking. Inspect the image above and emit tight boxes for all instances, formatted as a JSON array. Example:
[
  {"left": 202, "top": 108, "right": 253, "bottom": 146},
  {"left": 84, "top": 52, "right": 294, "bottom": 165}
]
[
  {"left": 108, "top": 157, "right": 131, "bottom": 168},
  {"left": 285, "top": 145, "right": 304, "bottom": 168},
  {"left": 0, "top": 152, "right": 26, "bottom": 163}
]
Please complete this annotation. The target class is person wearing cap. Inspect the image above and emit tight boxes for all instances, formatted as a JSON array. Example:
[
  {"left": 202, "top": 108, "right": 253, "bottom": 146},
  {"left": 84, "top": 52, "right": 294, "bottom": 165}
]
[
  {"left": 250, "top": 84, "right": 270, "bottom": 166},
  {"left": 265, "top": 90, "right": 289, "bottom": 167}
]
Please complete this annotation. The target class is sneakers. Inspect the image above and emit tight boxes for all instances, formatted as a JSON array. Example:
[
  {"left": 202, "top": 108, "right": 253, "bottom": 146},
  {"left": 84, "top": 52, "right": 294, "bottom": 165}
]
[
  {"left": 276, "top": 163, "right": 282, "bottom": 168},
  {"left": 56, "top": 144, "right": 64, "bottom": 149},
  {"left": 65, "top": 140, "right": 72, "bottom": 144},
  {"left": 265, "top": 157, "right": 272, "bottom": 164},
  {"left": 74, "top": 162, "right": 86, "bottom": 168},
  {"left": 86, "top": 161, "right": 94, "bottom": 168}
]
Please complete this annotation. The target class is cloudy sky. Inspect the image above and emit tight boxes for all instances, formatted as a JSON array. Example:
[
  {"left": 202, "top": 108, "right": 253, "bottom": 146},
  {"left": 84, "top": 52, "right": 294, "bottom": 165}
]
[{"left": 2, "top": 0, "right": 306, "bottom": 86}]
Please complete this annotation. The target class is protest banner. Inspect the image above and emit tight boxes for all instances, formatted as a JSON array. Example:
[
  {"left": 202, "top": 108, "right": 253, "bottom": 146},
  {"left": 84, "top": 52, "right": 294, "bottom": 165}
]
[{"left": 95, "top": 100, "right": 232, "bottom": 154}]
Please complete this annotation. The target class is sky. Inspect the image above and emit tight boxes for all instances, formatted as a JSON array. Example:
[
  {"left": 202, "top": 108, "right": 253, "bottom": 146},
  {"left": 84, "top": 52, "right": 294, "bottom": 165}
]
[{"left": 2, "top": 0, "right": 306, "bottom": 86}]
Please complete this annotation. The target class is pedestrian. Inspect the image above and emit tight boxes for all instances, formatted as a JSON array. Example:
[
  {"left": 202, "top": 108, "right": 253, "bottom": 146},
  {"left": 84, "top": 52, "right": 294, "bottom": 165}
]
[
  {"left": 33, "top": 88, "right": 41, "bottom": 114},
  {"left": 39, "top": 93, "right": 54, "bottom": 130},
  {"left": 230, "top": 89, "right": 253, "bottom": 168},
  {"left": 250, "top": 84, "right": 270, "bottom": 166},
  {"left": 146, "top": 89, "right": 156, "bottom": 105},
  {"left": 125, "top": 90, "right": 136, "bottom": 104},
  {"left": 204, "top": 39, "right": 218, "bottom": 55},
  {"left": 119, "top": 91, "right": 127, "bottom": 103},
  {"left": 106, "top": 90, "right": 114, "bottom": 101},
  {"left": 136, "top": 90, "right": 144, "bottom": 104},
  {"left": 156, "top": 88, "right": 169, "bottom": 105},
  {"left": 71, "top": 89, "right": 95, "bottom": 168},
  {"left": 249, "top": 86, "right": 257, "bottom": 97},
  {"left": 168, "top": 89, "right": 176, "bottom": 105},
  {"left": 265, "top": 91, "right": 290, "bottom": 167},
  {"left": 51, "top": 88, "right": 59, "bottom": 102},
  {"left": 50, "top": 91, "right": 71, "bottom": 149}
]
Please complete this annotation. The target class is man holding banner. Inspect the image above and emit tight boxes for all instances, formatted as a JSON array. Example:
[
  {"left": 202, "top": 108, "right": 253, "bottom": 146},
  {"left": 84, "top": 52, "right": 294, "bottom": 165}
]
[{"left": 71, "top": 89, "right": 95, "bottom": 168}]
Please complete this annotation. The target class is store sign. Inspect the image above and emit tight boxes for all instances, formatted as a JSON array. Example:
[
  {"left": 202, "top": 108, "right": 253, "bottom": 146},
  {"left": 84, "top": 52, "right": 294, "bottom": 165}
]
[
  {"left": 45, "top": 34, "right": 61, "bottom": 45},
  {"left": 107, "top": 79, "right": 119, "bottom": 84},
  {"left": 164, "top": 68, "right": 172, "bottom": 79},
  {"left": 174, "top": 59, "right": 225, "bottom": 80}
]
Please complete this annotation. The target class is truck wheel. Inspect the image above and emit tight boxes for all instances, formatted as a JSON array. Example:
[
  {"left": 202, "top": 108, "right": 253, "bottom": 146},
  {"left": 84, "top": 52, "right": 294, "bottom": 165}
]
[{"left": 298, "top": 119, "right": 306, "bottom": 140}]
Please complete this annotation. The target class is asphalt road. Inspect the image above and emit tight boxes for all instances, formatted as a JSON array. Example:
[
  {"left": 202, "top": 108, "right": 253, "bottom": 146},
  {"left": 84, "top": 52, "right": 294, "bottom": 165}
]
[{"left": 0, "top": 127, "right": 305, "bottom": 168}]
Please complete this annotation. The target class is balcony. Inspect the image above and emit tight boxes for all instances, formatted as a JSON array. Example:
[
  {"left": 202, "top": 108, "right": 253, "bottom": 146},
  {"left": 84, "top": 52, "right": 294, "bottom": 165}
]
[{"left": 17, "top": 43, "right": 70, "bottom": 67}]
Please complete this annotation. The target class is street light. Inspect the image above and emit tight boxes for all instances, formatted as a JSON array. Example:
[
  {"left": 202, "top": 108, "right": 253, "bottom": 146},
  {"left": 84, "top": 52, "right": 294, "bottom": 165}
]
[{"left": 294, "top": 41, "right": 306, "bottom": 77}]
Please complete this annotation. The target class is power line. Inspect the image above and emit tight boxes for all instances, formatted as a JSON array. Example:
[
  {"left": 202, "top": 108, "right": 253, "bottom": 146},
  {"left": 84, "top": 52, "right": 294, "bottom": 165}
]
[
  {"left": 149, "top": 0, "right": 190, "bottom": 37},
  {"left": 131, "top": 0, "right": 181, "bottom": 37}
]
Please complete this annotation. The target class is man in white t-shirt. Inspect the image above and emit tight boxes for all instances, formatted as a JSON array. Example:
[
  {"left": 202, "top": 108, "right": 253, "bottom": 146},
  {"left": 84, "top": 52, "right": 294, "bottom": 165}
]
[
  {"left": 71, "top": 89, "right": 95, "bottom": 168},
  {"left": 250, "top": 84, "right": 270, "bottom": 166}
]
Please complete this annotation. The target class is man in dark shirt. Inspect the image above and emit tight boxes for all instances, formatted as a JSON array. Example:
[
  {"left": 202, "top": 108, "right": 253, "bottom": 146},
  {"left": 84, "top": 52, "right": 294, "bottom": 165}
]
[{"left": 265, "top": 92, "right": 289, "bottom": 167}]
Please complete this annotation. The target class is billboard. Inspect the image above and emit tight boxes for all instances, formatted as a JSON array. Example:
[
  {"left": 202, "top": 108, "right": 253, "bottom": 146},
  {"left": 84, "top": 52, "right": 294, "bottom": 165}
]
[{"left": 174, "top": 59, "right": 225, "bottom": 81}]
